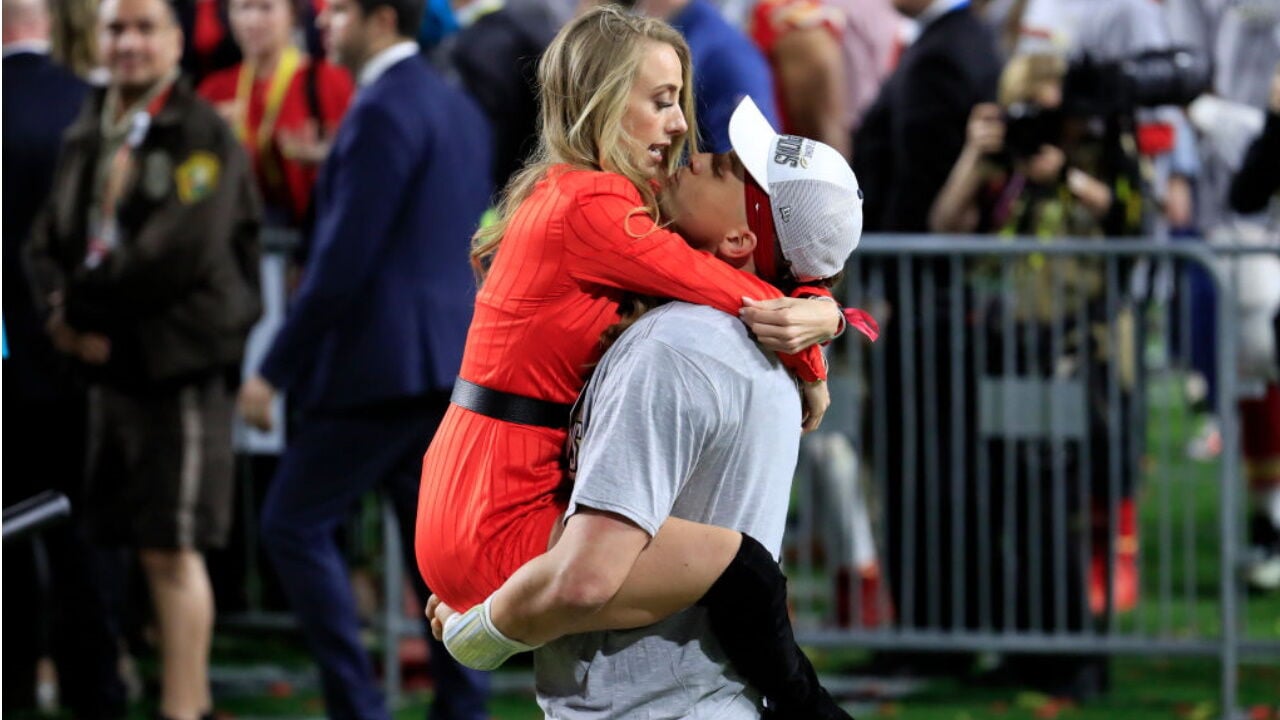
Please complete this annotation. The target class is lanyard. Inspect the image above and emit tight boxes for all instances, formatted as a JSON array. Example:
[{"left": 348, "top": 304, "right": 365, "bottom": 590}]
[
  {"left": 234, "top": 46, "right": 301, "bottom": 188},
  {"left": 86, "top": 83, "right": 173, "bottom": 269}
]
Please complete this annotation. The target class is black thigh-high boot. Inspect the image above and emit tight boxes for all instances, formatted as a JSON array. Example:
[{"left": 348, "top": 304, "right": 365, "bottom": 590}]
[{"left": 697, "top": 534, "right": 852, "bottom": 720}]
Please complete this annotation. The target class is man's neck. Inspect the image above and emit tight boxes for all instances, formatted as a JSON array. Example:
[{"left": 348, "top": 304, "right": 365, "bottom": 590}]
[
  {"left": 354, "top": 35, "right": 400, "bottom": 76},
  {"left": 2, "top": 35, "right": 50, "bottom": 56},
  {"left": 115, "top": 73, "right": 172, "bottom": 120}
]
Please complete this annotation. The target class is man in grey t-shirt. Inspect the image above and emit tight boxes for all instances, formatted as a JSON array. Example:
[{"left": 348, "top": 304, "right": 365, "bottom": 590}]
[
  {"left": 433, "top": 98, "right": 874, "bottom": 719},
  {"left": 534, "top": 298, "right": 801, "bottom": 718}
]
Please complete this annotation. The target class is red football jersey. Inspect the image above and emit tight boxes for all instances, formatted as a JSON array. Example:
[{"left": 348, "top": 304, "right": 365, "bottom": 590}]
[{"left": 416, "top": 166, "right": 827, "bottom": 610}]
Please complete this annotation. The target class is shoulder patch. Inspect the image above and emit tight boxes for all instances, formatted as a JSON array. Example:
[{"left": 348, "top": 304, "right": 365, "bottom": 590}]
[{"left": 174, "top": 151, "right": 220, "bottom": 204}]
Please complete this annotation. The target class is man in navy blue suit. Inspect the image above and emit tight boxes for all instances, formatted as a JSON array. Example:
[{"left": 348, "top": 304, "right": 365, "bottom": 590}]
[
  {"left": 236, "top": 0, "right": 494, "bottom": 717},
  {"left": 2, "top": 1, "right": 125, "bottom": 716}
]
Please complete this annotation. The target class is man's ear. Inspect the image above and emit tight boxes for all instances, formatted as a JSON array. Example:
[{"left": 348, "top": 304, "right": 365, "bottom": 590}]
[
  {"left": 372, "top": 4, "right": 400, "bottom": 37},
  {"left": 718, "top": 227, "right": 757, "bottom": 262}
]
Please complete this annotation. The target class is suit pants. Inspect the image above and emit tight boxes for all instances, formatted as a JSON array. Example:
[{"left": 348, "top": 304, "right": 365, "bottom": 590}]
[{"left": 260, "top": 393, "right": 489, "bottom": 720}]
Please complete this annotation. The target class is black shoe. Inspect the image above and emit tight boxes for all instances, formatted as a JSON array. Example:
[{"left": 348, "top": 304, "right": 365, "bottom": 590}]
[
  {"left": 1247, "top": 512, "right": 1280, "bottom": 592},
  {"left": 1019, "top": 656, "right": 1109, "bottom": 703}
]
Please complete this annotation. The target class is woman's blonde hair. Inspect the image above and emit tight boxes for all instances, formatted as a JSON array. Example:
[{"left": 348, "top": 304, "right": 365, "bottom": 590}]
[
  {"left": 998, "top": 53, "right": 1066, "bottom": 108},
  {"left": 470, "top": 5, "right": 697, "bottom": 279}
]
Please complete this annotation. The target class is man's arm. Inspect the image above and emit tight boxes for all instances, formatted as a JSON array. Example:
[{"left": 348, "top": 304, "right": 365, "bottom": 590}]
[
  {"left": 773, "top": 26, "right": 848, "bottom": 159},
  {"left": 438, "top": 337, "right": 724, "bottom": 668},
  {"left": 488, "top": 510, "right": 653, "bottom": 644}
]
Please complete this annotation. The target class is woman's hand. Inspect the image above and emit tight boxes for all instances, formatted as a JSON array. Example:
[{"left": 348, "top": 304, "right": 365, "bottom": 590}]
[
  {"left": 1026, "top": 144, "right": 1066, "bottom": 185},
  {"left": 965, "top": 103, "right": 1005, "bottom": 157},
  {"left": 279, "top": 120, "right": 333, "bottom": 166},
  {"left": 1269, "top": 65, "right": 1280, "bottom": 114},
  {"left": 1066, "top": 167, "right": 1113, "bottom": 217},
  {"left": 426, "top": 594, "right": 458, "bottom": 641},
  {"left": 740, "top": 296, "right": 841, "bottom": 354},
  {"left": 801, "top": 380, "right": 830, "bottom": 433}
]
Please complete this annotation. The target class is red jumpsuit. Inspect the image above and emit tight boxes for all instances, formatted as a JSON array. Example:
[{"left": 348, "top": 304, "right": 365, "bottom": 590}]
[{"left": 415, "top": 166, "right": 827, "bottom": 610}]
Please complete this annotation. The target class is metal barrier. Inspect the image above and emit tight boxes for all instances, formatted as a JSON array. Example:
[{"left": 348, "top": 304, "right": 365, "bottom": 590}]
[
  {"left": 785, "top": 235, "right": 1280, "bottom": 718},
  {"left": 226, "top": 232, "right": 1278, "bottom": 714}
]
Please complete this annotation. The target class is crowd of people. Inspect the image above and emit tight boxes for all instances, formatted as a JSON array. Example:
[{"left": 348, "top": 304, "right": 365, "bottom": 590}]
[{"left": 3, "top": 0, "right": 1278, "bottom": 717}]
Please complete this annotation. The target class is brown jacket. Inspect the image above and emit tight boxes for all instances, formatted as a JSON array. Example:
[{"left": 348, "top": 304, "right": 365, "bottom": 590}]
[{"left": 26, "top": 78, "right": 262, "bottom": 389}]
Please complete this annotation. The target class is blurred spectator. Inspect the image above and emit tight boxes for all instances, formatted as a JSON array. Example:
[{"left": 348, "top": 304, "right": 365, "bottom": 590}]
[
  {"left": 1008, "top": 0, "right": 1207, "bottom": 624},
  {"left": 1014, "top": 0, "right": 1198, "bottom": 233},
  {"left": 931, "top": 52, "right": 1145, "bottom": 699},
  {"left": 1228, "top": 66, "right": 1280, "bottom": 593},
  {"left": 23, "top": 1, "right": 263, "bottom": 718},
  {"left": 48, "top": 0, "right": 98, "bottom": 77},
  {"left": 1170, "top": 0, "right": 1279, "bottom": 232},
  {"left": 199, "top": 0, "right": 355, "bottom": 227},
  {"left": 234, "top": 0, "right": 494, "bottom": 717},
  {"left": 931, "top": 56, "right": 1143, "bottom": 238},
  {"left": 2, "top": 0, "right": 126, "bottom": 716},
  {"left": 851, "top": 0, "right": 999, "bottom": 670},
  {"left": 1230, "top": 68, "right": 1280, "bottom": 216},
  {"left": 175, "top": 0, "right": 244, "bottom": 83},
  {"left": 435, "top": 0, "right": 559, "bottom": 188},
  {"left": 854, "top": 0, "right": 1000, "bottom": 233},
  {"left": 1172, "top": 0, "right": 1280, "bottom": 468},
  {"left": 748, "top": 0, "right": 901, "bottom": 159},
  {"left": 623, "top": 0, "right": 780, "bottom": 152}
]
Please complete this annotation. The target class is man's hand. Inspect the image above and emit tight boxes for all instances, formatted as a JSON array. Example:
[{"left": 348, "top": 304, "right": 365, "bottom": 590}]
[
  {"left": 213, "top": 100, "right": 241, "bottom": 126},
  {"left": 801, "top": 380, "right": 830, "bottom": 433},
  {"left": 740, "top": 296, "right": 841, "bottom": 354},
  {"left": 427, "top": 594, "right": 458, "bottom": 641},
  {"left": 76, "top": 333, "right": 111, "bottom": 365},
  {"left": 1164, "top": 174, "right": 1194, "bottom": 229},
  {"left": 46, "top": 309, "right": 79, "bottom": 355},
  {"left": 238, "top": 375, "right": 277, "bottom": 431}
]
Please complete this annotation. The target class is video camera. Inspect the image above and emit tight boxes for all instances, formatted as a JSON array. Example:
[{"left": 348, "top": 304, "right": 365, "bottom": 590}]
[{"left": 1002, "top": 48, "right": 1209, "bottom": 159}]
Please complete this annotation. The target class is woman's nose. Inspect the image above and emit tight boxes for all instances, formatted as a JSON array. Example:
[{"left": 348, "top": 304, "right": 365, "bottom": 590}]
[{"left": 667, "top": 107, "right": 688, "bottom": 136}]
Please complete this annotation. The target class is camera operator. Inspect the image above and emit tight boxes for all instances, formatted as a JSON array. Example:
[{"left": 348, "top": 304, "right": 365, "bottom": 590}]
[
  {"left": 929, "top": 51, "right": 1143, "bottom": 700},
  {"left": 931, "top": 53, "right": 1142, "bottom": 238}
]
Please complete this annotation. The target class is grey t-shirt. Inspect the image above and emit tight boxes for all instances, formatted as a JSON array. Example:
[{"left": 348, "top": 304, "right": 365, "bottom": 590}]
[{"left": 535, "top": 302, "right": 803, "bottom": 720}]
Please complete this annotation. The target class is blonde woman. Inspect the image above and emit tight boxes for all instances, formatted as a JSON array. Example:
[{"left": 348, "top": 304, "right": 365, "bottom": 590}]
[{"left": 415, "top": 7, "right": 851, "bottom": 718}]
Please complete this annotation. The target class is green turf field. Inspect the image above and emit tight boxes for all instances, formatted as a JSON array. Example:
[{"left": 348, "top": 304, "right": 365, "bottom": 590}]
[{"left": 7, "top": 372, "right": 1279, "bottom": 719}]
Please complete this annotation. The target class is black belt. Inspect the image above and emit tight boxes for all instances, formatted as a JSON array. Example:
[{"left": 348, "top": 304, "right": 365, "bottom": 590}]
[{"left": 450, "top": 378, "right": 574, "bottom": 429}]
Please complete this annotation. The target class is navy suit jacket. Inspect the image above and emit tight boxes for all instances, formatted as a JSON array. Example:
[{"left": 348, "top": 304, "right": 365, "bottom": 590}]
[
  {"left": 3, "top": 51, "right": 88, "bottom": 403},
  {"left": 260, "top": 53, "right": 493, "bottom": 411}
]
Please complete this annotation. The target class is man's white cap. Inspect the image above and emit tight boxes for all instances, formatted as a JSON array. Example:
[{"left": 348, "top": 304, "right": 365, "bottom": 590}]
[{"left": 728, "top": 97, "right": 863, "bottom": 281}]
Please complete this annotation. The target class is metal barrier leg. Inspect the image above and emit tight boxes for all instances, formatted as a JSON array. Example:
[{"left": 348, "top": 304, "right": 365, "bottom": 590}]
[{"left": 1215, "top": 263, "right": 1241, "bottom": 720}]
